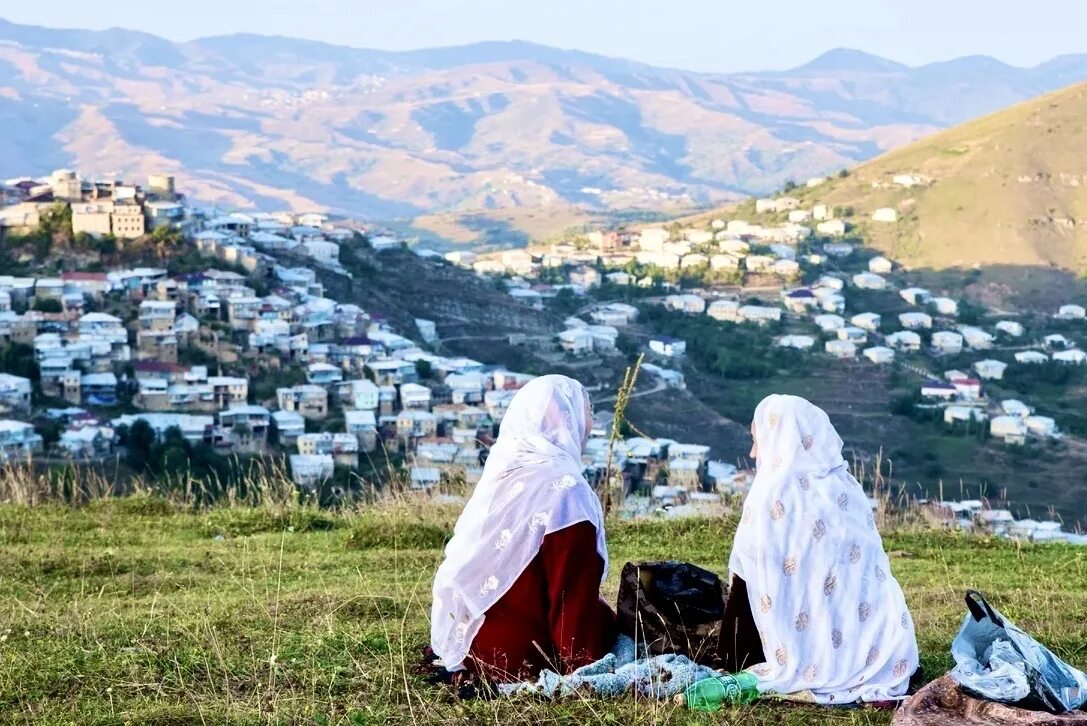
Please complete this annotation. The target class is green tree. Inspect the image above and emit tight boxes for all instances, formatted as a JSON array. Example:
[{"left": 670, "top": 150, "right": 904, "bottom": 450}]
[
  {"left": 126, "top": 419, "right": 157, "bottom": 472},
  {"left": 415, "top": 359, "right": 434, "bottom": 380},
  {"left": 32, "top": 297, "right": 63, "bottom": 313},
  {"left": 0, "top": 342, "right": 38, "bottom": 380}
]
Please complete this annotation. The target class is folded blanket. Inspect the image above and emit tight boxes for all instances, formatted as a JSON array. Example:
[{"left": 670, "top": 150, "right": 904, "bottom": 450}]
[{"left": 497, "top": 635, "right": 720, "bottom": 699}]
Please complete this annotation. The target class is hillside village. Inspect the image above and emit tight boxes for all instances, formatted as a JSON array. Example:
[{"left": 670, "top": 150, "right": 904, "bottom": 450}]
[
  {"left": 0, "top": 169, "right": 756, "bottom": 517},
  {"left": 2, "top": 167, "right": 1086, "bottom": 541},
  {"left": 447, "top": 173, "right": 1087, "bottom": 542}
]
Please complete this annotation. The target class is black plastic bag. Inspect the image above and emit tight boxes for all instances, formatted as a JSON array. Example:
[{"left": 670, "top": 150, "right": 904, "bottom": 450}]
[{"left": 616, "top": 561, "right": 726, "bottom": 665}]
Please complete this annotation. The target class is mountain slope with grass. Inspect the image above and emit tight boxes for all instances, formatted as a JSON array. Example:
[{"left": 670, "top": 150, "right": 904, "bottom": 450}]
[
  {"left": 4, "top": 495, "right": 1087, "bottom": 723},
  {"left": 776, "top": 82, "right": 1087, "bottom": 275}
]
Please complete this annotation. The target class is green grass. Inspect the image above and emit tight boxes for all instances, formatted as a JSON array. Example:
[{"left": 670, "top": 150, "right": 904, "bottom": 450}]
[{"left": 2, "top": 499, "right": 1087, "bottom": 724}]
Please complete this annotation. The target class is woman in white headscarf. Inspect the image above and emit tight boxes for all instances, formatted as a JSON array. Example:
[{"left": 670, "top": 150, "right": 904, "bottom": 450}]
[
  {"left": 430, "top": 374, "right": 614, "bottom": 681},
  {"left": 728, "top": 394, "right": 918, "bottom": 704}
]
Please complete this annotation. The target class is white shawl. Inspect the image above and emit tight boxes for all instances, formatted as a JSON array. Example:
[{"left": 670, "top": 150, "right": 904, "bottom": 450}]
[
  {"left": 729, "top": 395, "right": 918, "bottom": 703},
  {"left": 430, "top": 374, "right": 608, "bottom": 671}
]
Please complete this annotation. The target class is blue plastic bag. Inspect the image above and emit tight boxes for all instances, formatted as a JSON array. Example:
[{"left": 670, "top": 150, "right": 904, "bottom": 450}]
[{"left": 950, "top": 590, "right": 1087, "bottom": 714}]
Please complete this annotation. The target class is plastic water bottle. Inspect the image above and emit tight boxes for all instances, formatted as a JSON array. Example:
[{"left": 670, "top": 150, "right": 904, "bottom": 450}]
[{"left": 674, "top": 672, "right": 760, "bottom": 711}]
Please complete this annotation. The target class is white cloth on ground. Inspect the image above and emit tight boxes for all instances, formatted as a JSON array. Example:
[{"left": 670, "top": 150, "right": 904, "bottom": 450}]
[
  {"left": 430, "top": 374, "right": 607, "bottom": 672},
  {"left": 729, "top": 394, "right": 919, "bottom": 704},
  {"left": 498, "top": 635, "right": 719, "bottom": 699}
]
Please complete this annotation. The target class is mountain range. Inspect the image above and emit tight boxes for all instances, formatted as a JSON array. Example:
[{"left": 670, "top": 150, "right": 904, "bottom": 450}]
[{"left": 3, "top": 17, "right": 1087, "bottom": 243}]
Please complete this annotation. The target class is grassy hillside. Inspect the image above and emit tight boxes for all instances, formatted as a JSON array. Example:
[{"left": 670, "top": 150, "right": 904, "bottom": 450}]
[
  {"left": 792, "top": 82, "right": 1087, "bottom": 274},
  {"left": 677, "top": 81, "right": 1087, "bottom": 293},
  {"left": 4, "top": 496, "right": 1087, "bottom": 724}
]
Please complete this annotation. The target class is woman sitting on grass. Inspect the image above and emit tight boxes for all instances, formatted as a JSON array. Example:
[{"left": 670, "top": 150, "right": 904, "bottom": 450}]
[
  {"left": 728, "top": 394, "right": 918, "bottom": 704},
  {"left": 430, "top": 374, "right": 615, "bottom": 681}
]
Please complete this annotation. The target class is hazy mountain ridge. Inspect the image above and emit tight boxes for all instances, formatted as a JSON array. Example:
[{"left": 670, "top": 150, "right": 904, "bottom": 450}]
[{"left": 3, "top": 17, "right": 1087, "bottom": 236}]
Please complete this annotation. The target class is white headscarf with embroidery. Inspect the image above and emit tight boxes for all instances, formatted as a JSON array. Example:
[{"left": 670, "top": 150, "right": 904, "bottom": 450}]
[
  {"left": 729, "top": 395, "right": 918, "bottom": 703},
  {"left": 430, "top": 374, "right": 607, "bottom": 671}
]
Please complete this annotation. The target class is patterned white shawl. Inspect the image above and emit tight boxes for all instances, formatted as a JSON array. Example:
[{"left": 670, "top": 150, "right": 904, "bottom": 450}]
[
  {"left": 729, "top": 394, "right": 919, "bottom": 703},
  {"left": 430, "top": 374, "right": 608, "bottom": 671}
]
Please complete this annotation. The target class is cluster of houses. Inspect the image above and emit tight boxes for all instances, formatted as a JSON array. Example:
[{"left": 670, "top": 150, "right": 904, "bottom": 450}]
[
  {"left": 0, "top": 254, "right": 539, "bottom": 488},
  {"left": 443, "top": 214, "right": 828, "bottom": 311},
  {"left": 1, "top": 169, "right": 184, "bottom": 241},
  {"left": 923, "top": 498, "right": 1087, "bottom": 546},
  {"left": 0, "top": 173, "right": 755, "bottom": 512}
]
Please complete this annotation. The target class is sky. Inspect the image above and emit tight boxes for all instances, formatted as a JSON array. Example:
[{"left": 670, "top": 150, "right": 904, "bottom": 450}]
[{"left": 1, "top": 0, "right": 1084, "bottom": 73}]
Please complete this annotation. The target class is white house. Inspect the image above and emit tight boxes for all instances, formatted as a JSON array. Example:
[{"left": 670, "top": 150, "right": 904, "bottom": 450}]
[
  {"left": 851, "top": 312, "right": 881, "bottom": 332},
  {"left": 932, "top": 297, "right": 959, "bottom": 316},
  {"left": 593, "top": 302, "right": 638, "bottom": 326},
  {"left": 900, "top": 287, "right": 932, "bottom": 306},
  {"left": 1054, "top": 349, "right": 1087, "bottom": 365},
  {"left": 852, "top": 272, "right": 887, "bottom": 290},
  {"left": 1025, "top": 415, "right": 1059, "bottom": 438},
  {"left": 1015, "top": 351, "right": 1049, "bottom": 364},
  {"left": 814, "top": 314, "right": 845, "bottom": 333},
  {"left": 1044, "top": 334, "right": 1071, "bottom": 349},
  {"left": 745, "top": 255, "right": 774, "bottom": 272},
  {"left": 0, "top": 420, "right": 44, "bottom": 461},
  {"left": 825, "top": 340, "right": 857, "bottom": 359},
  {"left": 995, "top": 321, "right": 1024, "bottom": 338},
  {"left": 863, "top": 346, "right": 895, "bottom": 365},
  {"left": 921, "top": 381, "right": 958, "bottom": 400},
  {"left": 638, "top": 228, "right": 670, "bottom": 250},
  {"left": 289, "top": 453, "right": 334, "bottom": 489},
  {"left": 838, "top": 326, "right": 868, "bottom": 344},
  {"left": 777, "top": 335, "right": 816, "bottom": 350},
  {"left": 399, "top": 382, "right": 432, "bottom": 409},
  {"left": 973, "top": 359, "right": 1007, "bottom": 381},
  {"left": 823, "top": 242, "right": 854, "bottom": 258},
  {"left": 271, "top": 410, "right": 306, "bottom": 445},
  {"left": 719, "top": 239, "right": 750, "bottom": 256},
  {"left": 868, "top": 256, "right": 893, "bottom": 274},
  {"left": 302, "top": 239, "right": 340, "bottom": 265},
  {"left": 788, "top": 209, "right": 811, "bottom": 223},
  {"left": 587, "top": 325, "right": 618, "bottom": 352},
  {"left": 649, "top": 336, "right": 686, "bottom": 358},
  {"left": 307, "top": 362, "right": 344, "bottom": 386},
  {"left": 557, "top": 328, "right": 594, "bottom": 356},
  {"left": 1001, "top": 399, "right": 1032, "bottom": 417},
  {"left": 739, "top": 305, "right": 782, "bottom": 325},
  {"left": 932, "top": 331, "right": 964, "bottom": 354},
  {"left": 772, "top": 259, "right": 801, "bottom": 278},
  {"left": 949, "top": 377, "right": 982, "bottom": 401},
  {"left": 710, "top": 254, "right": 742, "bottom": 271},
  {"left": 813, "top": 204, "right": 833, "bottom": 221},
  {"left": 990, "top": 416, "right": 1027, "bottom": 445},
  {"left": 1056, "top": 304, "right": 1086, "bottom": 320},
  {"left": 872, "top": 207, "right": 898, "bottom": 223},
  {"left": 706, "top": 299, "right": 740, "bottom": 322},
  {"left": 681, "top": 253, "right": 709, "bottom": 269},
  {"left": 816, "top": 275, "right": 845, "bottom": 291},
  {"left": 0, "top": 373, "right": 32, "bottom": 414},
  {"left": 886, "top": 331, "right": 922, "bottom": 351},
  {"left": 665, "top": 294, "right": 706, "bottom": 315},
  {"left": 782, "top": 289, "right": 818, "bottom": 313},
  {"left": 816, "top": 220, "right": 847, "bottom": 236},
  {"left": 960, "top": 327, "right": 994, "bottom": 350},
  {"left": 944, "top": 406, "right": 988, "bottom": 425},
  {"left": 819, "top": 293, "right": 846, "bottom": 314}
]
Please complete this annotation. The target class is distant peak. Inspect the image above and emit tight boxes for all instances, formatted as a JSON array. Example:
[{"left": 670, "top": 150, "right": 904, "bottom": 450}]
[
  {"left": 793, "top": 48, "right": 907, "bottom": 73},
  {"left": 917, "top": 54, "right": 1013, "bottom": 73}
]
